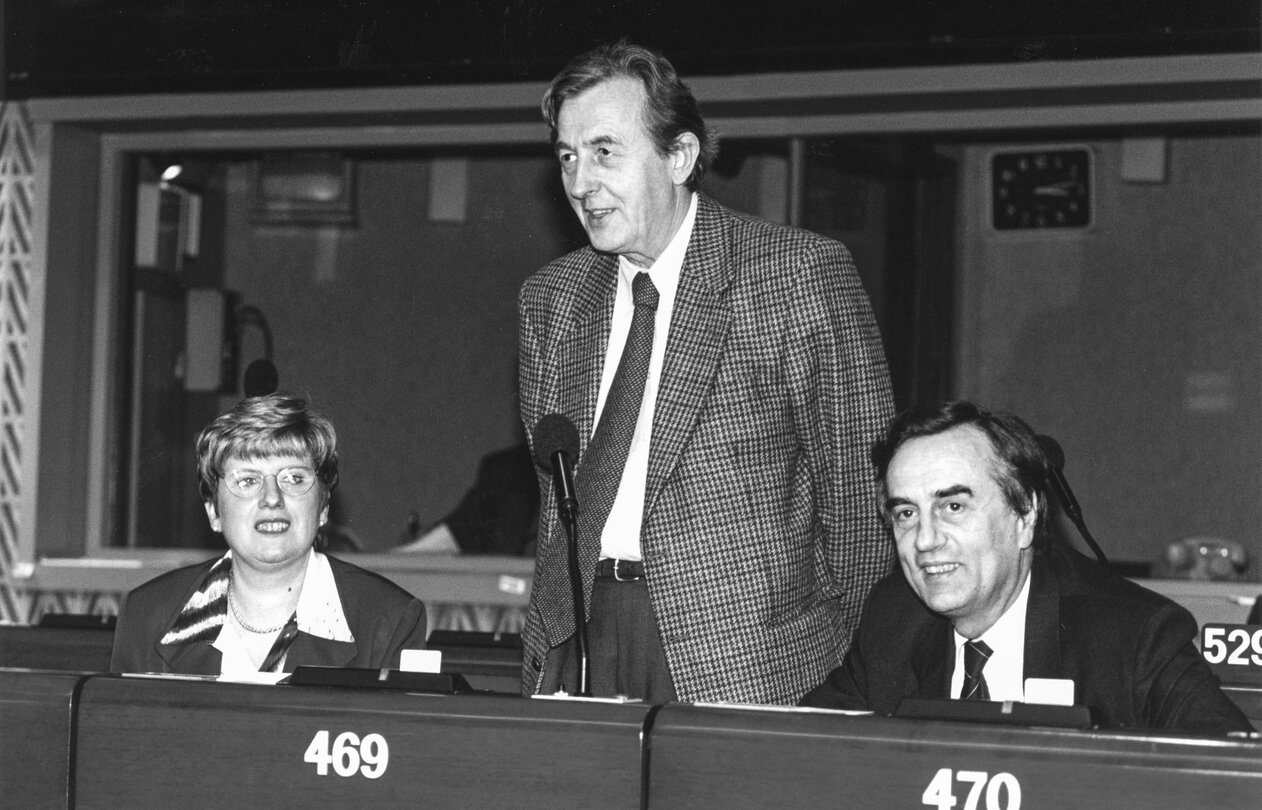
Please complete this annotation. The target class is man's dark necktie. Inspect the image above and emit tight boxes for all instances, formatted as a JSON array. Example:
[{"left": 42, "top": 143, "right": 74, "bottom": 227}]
[
  {"left": 960, "top": 639, "right": 992, "bottom": 701},
  {"left": 577, "top": 272, "right": 659, "bottom": 548}
]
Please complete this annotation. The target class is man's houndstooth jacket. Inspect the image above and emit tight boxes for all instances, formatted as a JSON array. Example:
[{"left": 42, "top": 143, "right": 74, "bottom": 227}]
[{"left": 517, "top": 193, "right": 896, "bottom": 704}]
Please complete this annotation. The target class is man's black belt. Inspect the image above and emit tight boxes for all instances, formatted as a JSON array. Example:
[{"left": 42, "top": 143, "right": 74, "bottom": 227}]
[{"left": 594, "top": 558, "right": 646, "bottom": 581}]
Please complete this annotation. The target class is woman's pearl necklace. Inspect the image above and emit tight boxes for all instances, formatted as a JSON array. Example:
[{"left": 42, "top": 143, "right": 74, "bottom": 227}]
[{"left": 228, "top": 574, "right": 291, "bottom": 634}]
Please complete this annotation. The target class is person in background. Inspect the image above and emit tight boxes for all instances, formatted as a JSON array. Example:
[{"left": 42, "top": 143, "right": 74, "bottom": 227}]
[
  {"left": 801, "top": 400, "right": 1252, "bottom": 733},
  {"left": 395, "top": 442, "right": 539, "bottom": 556},
  {"left": 518, "top": 40, "right": 895, "bottom": 703},
  {"left": 111, "top": 393, "right": 427, "bottom": 677}
]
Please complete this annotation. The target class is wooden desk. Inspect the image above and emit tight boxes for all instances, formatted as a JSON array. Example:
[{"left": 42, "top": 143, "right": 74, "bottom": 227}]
[
  {"left": 1141, "top": 579, "right": 1257, "bottom": 629},
  {"left": 72, "top": 676, "right": 647, "bottom": 809},
  {"left": 0, "top": 669, "right": 86, "bottom": 809},
  {"left": 647, "top": 704, "right": 1262, "bottom": 809},
  {"left": 0, "top": 625, "right": 115, "bottom": 671},
  {"left": 1224, "top": 685, "right": 1262, "bottom": 728},
  {"left": 8, "top": 674, "right": 1262, "bottom": 809}
]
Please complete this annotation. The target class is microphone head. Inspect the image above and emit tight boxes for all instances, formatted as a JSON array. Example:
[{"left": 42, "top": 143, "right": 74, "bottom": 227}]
[
  {"left": 1036, "top": 434, "right": 1065, "bottom": 470},
  {"left": 243, "top": 358, "right": 279, "bottom": 397},
  {"left": 532, "top": 414, "right": 580, "bottom": 469}
]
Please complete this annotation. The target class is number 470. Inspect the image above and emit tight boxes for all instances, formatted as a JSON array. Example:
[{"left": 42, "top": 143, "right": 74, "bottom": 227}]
[{"left": 923, "top": 768, "right": 1021, "bottom": 810}]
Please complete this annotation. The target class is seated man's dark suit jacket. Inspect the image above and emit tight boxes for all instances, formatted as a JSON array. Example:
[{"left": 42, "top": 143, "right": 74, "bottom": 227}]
[{"left": 801, "top": 543, "right": 1252, "bottom": 733}]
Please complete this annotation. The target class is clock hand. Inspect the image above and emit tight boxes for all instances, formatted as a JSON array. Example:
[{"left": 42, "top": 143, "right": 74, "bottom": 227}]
[{"left": 1034, "top": 180, "right": 1082, "bottom": 197}]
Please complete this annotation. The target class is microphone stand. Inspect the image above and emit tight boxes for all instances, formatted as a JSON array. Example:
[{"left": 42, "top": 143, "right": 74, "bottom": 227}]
[
  {"left": 1038, "top": 435, "right": 1109, "bottom": 567},
  {"left": 553, "top": 451, "right": 591, "bottom": 697},
  {"left": 1051, "top": 470, "right": 1110, "bottom": 567}
]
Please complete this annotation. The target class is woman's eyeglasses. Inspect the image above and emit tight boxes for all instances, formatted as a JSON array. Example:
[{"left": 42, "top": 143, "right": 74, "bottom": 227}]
[{"left": 222, "top": 467, "right": 318, "bottom": 499}]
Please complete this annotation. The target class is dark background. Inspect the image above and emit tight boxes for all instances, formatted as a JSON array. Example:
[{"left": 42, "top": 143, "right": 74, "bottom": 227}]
[{"left": 4, "top": 0, "right": 1259, "bottom": 98}]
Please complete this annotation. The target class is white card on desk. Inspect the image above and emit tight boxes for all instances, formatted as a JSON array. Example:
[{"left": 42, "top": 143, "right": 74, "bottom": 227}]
[
  {"left": 1025, "top": 677, "right": 1075, "bottom": 706},
  {"left": 400, "top": 649, "right": 442, "bottom": 673}
]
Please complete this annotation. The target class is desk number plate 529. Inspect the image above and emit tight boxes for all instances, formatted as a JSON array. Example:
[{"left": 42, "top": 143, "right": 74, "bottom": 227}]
[{"left": 1200, "top": 624, "right": 1262, "bottom": 686}]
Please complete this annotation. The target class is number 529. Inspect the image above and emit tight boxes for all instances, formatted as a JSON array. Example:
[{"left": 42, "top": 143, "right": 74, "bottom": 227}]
[{"left": 1201, "top": 625, "right": 1262, "bottom": 666}]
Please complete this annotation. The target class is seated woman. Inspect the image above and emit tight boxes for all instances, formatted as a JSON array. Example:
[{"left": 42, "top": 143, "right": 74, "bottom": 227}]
[{"left": 110, "top": 393, "right": 427, "bottom": 677}]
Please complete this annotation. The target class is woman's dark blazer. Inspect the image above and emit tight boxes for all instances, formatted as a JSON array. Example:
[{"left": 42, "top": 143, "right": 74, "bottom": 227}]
[{"left": 110, "top": 554, "right": 427, "bottom": 675}]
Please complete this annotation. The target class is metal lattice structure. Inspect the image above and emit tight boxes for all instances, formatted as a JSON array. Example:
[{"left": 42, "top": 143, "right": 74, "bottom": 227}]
[{"left": 0, "top": 101, "right": 34, "bottom": 623}]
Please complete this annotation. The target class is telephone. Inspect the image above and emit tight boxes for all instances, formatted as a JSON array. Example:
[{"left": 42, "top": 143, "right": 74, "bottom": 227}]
[{"left": 1160, "top": 537, "right": 1248, "bottom": 581}]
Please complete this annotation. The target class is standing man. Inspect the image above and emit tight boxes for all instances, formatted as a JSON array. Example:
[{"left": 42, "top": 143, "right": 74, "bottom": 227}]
[
  {"left": 518, "top": 41, "right": 895, "bottom": 704},
  {"left": 801, "top": 401, "right": 1251, "bottom": 733}
]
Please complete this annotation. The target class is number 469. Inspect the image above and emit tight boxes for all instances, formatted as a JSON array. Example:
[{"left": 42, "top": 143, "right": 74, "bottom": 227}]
[
  {"left": 923, "top": 768, "right": 1021, "bottom": 810},
  {"left": 304, "top": 730, "right": 389, "bottom": 778}
]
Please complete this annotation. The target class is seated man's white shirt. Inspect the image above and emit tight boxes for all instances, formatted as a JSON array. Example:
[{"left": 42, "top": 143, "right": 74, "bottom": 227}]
[{"left": 949, "top": 572, "right": 1031, "bottom": 702}]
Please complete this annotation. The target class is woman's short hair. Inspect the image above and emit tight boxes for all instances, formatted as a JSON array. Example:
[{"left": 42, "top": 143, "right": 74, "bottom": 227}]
[
  {"left": 872, "top": 400, "right": 1051, "bottom": 548},
  {"left": 196, "top": 393, "right": 338, "bottom": 504},
  {"left": 541, "top": 39, "right": 720, "bottom": 191}
]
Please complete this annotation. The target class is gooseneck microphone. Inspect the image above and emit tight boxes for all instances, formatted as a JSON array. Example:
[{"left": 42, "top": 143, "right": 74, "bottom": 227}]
[
  {"left": 532, "top": 414, "right": 590, "bottom": 696},
  {"left": 1037, "top": 434, "right": 1109, "bottom": 566},
  {"left": 532, "top": 414, "right": 579, "bottom": 523}
]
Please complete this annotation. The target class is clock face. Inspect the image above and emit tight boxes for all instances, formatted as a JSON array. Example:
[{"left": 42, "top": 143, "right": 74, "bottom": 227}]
[{"left": 991, "top": 148, "right": 1091, "bottom": 231}]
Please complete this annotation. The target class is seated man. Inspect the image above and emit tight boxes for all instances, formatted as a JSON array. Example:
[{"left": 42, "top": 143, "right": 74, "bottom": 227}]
[
  {"left": 395, "top": 442, "right": 538, "bottom": 556},
  {"left": 801, "top": 400, "right": 1251, "bottom": 733}
]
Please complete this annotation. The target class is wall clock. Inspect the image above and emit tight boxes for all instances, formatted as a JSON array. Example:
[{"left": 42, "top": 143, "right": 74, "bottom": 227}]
[{"left": 991, "top": 147, "right": 1092, "bottom": 231}]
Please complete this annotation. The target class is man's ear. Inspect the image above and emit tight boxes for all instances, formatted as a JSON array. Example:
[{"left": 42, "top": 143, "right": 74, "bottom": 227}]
[
  {"left": 1016, "top": 493, "right": 1040, "bottom": 550},
  {"left": 668, "top": 132, "right": 700, "bottom": 186},
  {"left": 203, "top": 499, "right": 222, "bottom": 533}
]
